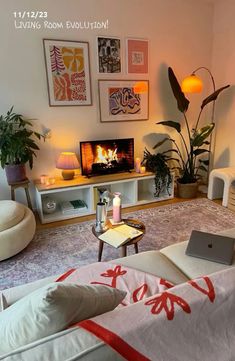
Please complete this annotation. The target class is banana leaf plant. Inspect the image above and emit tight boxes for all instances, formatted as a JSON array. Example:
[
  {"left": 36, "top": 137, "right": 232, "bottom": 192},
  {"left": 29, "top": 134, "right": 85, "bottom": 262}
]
[{"left": 154, "top": 67, "right": 230, "bottom": 184}]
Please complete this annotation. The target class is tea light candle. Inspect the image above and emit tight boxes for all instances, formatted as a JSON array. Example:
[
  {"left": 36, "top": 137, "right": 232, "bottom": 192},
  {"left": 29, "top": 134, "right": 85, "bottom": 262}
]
[
  {"left": 49, "top": 177, "right": 56, "bottom": 185},
  {"left": 113, "top": 192, "right": 121, "bottom": 223},
  {"left": 40, "top": 174, "right": 48, "bottom": 184},
  {"left": 45, "top": 178, "right": 51, "bottom": 186},
  {"left": 140, "top": 166, "right": 146, "bottom": 174},
  {"left": 135, "top": 158, "right": 141, "bottom": 173}
]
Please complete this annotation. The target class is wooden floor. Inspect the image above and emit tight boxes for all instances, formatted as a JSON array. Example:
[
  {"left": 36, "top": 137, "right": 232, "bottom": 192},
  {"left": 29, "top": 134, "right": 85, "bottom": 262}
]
[{"left": 36, "top": 192, "right": 221, "bottom": 230}]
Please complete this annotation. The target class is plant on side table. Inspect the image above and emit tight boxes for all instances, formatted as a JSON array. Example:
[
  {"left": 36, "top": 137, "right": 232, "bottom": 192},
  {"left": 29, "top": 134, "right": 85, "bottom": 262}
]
[
  {"left": 0, "top": 107, "right": 44, "bottom": 183},
  {"left": 154, "top": 67, "right": 230, "bottom": 198}
]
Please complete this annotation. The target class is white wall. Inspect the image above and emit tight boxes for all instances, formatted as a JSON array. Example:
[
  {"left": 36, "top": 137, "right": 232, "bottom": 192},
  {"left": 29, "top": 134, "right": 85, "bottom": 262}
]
[
  {"left": 212, "top": 0, "right": 235, "bottom": 168},
  {"left": 0, "top": 0, "right": 214, "bottom": 204}
]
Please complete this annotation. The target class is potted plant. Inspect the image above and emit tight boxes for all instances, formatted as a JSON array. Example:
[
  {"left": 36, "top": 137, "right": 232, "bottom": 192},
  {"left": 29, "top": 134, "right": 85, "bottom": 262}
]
[
  {"left": 142, "top": 148, "right": 173, "bottom": 197},
  {"left": 0, "top": 107, "right": 44, "bottom": 183},
  {"left": 154, "top": 67, "right": 230, "bottom": 198}
]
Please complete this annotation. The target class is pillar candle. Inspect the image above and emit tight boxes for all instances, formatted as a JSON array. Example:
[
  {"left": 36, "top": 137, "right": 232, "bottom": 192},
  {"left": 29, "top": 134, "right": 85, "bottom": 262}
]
[
  {"left": 140, "top": 166, "right": 146, "bottom": 174},
  {"left": 113, "top": 192, "right": 121, "bottom": 223},
  {"left": 135, "top": 158, "right": 141, "bottom": 173}
]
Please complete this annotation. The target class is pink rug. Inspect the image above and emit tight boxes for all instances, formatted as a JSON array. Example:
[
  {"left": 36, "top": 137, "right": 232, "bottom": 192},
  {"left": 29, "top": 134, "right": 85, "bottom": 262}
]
[{"left": 1, "top": 198, "right": 235, "bottom": 290}]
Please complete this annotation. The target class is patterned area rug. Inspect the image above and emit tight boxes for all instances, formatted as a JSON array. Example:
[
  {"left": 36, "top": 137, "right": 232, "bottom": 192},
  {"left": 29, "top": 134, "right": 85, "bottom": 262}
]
[{"left": 1, "top": 198, "right": 235, "bottom": 291}]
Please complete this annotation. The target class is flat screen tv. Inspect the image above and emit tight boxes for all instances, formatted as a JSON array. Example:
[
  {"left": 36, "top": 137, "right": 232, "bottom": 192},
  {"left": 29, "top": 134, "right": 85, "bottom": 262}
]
[{"left": 80, "top": 138, "right": 134, "bottom": 177}]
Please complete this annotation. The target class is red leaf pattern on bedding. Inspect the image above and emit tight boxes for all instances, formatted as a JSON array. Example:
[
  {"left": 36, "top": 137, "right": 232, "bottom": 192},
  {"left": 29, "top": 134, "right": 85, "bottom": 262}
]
[
  {"left": 189, "top": 277, "right": 215, "bottom": 302},
  {"left": 160, "top": 278, "right": 174, "bottom": 289},
  {"left": 133, "top": 284, "right": 148, "bottom": 303},
  {"left": 145, "top": 292, "right": 191, "bottom": 320},
  {"left": 91, "top": 265, "right": 127, "bottom": 288}
]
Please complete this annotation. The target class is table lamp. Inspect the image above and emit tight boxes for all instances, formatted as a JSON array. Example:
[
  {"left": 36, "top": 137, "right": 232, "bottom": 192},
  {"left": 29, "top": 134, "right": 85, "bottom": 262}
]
[{"left": 56, "top": 152, "right": 80, "bottom": 180}]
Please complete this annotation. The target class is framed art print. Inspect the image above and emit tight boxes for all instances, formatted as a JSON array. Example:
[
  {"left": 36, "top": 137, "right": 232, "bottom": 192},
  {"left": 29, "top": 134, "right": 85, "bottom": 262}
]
[
  {"left": 43, "top": 39, "right": 92, "bottom": 106},
  {"left": 97, "top": 36, "right": 121, "bottom": 73},
  {"left": 98, "top": 80, "right": 149, "bottom": 122},
  {"left": 126, "top": 38, "right": 148, "bottom": 74}
]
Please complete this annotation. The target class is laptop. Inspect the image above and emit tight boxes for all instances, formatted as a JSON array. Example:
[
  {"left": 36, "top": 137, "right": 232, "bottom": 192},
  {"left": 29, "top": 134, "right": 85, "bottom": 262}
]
[{"left": 186, "top": 230, "right": 235, "bottom": 265}]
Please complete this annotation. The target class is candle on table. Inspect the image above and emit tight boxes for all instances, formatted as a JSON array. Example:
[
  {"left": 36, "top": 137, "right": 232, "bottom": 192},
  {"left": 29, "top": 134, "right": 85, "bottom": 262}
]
[
  {"left": 45, "top": 178, "right": 51, "bottom": 186},
  {"left": 140, "top": 166, "right": 146, "bottom": 174},
  {"left": 40, "top": 175, "right": 48, "bottom": 184},
  {"left": 113, "top": 192, "right": 121, "bottom": 223},
  {"left": 135, "top": 158, "right": 141, "bottom": 173},
  {"left": 49, "top": 177, "right": 56, "bottom": 185}
]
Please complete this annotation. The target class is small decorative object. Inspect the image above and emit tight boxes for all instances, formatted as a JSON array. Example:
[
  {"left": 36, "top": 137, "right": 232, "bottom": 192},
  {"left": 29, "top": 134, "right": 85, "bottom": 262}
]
[
  {"left": 40, "top": 175, "right": 48, "bottom": 184},
  {"left": 0, "top": 107, "right": 44, "bottom": 183},
  {"left": 98, "top": 80, "right": 149, "bottom": 122},
  {"left": 42, "top": 196, "right": 57, "bottom": 214},
  {"left": 95, "top": 202, "right": 108, "bottom": 233},
  {"left": 97, "top": 37, "right": 121, "bottom": 73},
  {"left": 56, "top": 152, "right": 80, "bottom": 180},
  {"left": 112, "top": 192, "right": 121, "bottom": 223},
  {"left": 154, "top": 67, "right": 230, "bottom": 198},
  {"left": 140, "top": 166, "right": 146, "bottom": 174},
  {"left": 43, "top": 39, "right": 92, "bottom": 106},
  {"left": 126, "top": 38, "right": 148, "bottom": 74},
  {"left": 135, "top": 158, "right": 141, "bottom": 173},
  {"left": 45, "top": 178, "right": 51, "bottom": 186}
]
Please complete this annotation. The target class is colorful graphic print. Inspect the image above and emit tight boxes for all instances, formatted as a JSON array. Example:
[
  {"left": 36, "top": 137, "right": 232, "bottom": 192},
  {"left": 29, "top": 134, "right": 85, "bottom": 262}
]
[
  {"left": 49, "top": 45, "right": 87, "bottom": 102},
  {"left": 109, "top": 87, "right": 141, "bottom": 115}
]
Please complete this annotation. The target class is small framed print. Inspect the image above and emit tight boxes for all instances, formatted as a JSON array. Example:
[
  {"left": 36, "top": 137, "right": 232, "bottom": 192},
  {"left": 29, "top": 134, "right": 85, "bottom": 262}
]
[
  {"left": 98, "top": 80, "right": 149, "bottom": 122},
  {"left": 43, "top": 39, "right": 92, "bottom": 106},
  {"left": 97, "top": 36, "right": 121, "bottom": 73},
  {"left": 126, "top": 38, "right": 149, "bottom": 74}
]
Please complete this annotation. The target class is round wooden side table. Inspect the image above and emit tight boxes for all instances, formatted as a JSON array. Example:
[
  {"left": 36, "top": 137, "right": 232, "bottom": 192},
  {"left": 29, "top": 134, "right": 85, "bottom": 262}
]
[{"left": 92, "top": 218, "right": 146, "bottom": 262}]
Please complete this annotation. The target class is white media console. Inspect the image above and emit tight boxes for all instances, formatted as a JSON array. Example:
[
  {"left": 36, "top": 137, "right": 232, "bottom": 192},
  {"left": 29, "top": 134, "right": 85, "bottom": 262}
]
[{"left": 34, "top": 171, "right": 174, "bottom": 224}]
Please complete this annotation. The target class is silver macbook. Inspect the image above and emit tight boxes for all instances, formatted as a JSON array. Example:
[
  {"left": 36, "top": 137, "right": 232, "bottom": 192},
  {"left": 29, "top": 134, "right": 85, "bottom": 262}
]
[{"left": 186, "top": 230, "right": 235, "bottom": 265}]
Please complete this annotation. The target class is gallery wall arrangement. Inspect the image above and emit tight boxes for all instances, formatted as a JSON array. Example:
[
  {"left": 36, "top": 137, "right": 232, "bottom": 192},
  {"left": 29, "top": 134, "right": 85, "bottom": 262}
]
[{"left": 43, "top": 36, "right": 149, "bottom": 123}]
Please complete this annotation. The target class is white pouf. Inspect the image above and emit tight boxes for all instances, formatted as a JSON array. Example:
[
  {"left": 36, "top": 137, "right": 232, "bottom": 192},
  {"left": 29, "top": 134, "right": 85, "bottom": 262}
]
[
  {"left": 0, "top": 201, "right": 36, "bottom": 261},
  {"left": 207, "top": 167, "right": 235, "bottom": 207}
]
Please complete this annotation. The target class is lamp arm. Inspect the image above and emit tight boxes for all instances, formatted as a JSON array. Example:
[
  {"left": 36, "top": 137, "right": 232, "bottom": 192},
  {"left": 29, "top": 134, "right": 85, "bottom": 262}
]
[{"left": 191, "top": 66, "right": 216, "bottom": 92}]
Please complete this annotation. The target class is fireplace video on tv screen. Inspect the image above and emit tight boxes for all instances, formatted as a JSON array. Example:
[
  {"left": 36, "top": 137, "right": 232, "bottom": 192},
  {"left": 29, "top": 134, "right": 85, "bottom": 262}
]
[{"left": 80, "top": 138, "right": 134, "bottom": 176}]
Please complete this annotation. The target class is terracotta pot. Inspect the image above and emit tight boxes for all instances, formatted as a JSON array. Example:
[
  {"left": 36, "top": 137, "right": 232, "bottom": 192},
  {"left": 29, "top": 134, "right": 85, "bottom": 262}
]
[
  {"left": 177, "top": 180, "right": 198, "bottom": 198},
  {"left": 5, "top": 164, "right": 27, "bottom": 184}
]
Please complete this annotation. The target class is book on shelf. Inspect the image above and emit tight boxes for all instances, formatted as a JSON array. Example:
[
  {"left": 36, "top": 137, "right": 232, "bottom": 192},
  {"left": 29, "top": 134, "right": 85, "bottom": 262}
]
[
  {"left": 60, "top": 200, "right": 87, "bottom": 214},
  {"left": 98, "top": 224, "right": 143, "bottom": 248}
]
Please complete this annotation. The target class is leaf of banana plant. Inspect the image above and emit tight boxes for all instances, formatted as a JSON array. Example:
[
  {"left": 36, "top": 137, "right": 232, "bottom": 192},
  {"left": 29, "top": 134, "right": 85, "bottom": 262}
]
[
  {"left": 168, "top": 67, "right": 190, "bottom": 113},
  {"left": 162, "top": 149, "right": 179, "bottom": 155},
  {"left": 191, "top": 123, "right": 215, "bottom": 147},
  {"left": 153, "top": 137, "right": 171, "bottom": 149},
  {"left": 196, "top": 165, "right": 208, "bottom": 172},
  {"left": 193, "top": 148, "right": 210, "bottom": 156},
  {"left": 199, "top": 159, "right": 209, "bottom": 165},
  {"left": 157, "top": 121, "right": 181, "bottom": 133},
  {"left": 201, "top": 85, "right": 230, "bottom": 109}
]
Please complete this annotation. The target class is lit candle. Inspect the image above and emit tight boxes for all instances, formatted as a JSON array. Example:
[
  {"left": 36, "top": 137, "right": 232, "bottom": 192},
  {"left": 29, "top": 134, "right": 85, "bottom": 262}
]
[
  {"left": 49, "top": 177, "right": 56, "bottom": 185},
  {"left": 135, "top": 158, "right": 141, "bottom": 173},
  {"left": 113, "top": 192, "right": 121, "bottom": 223},
  {"left": 45, "top": 178, "right": 51, "bottom": 186},
  {"left": 40, "top": 174, "right": 48, "bottom": 184},
  {"left": 140, "top": 166, "right": 146, "bottom": 174}
]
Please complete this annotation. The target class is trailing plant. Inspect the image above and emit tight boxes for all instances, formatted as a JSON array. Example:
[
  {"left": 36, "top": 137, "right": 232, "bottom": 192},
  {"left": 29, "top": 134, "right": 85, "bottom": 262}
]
[
  {"left": 142, "top": 148, "right": 172, "bottom": 197},
  {"left": 0, "top": 107, "right": 44, "bottom": 169},
  {"left": 154, "top": 67, "right": 230, "bottom": 184}
]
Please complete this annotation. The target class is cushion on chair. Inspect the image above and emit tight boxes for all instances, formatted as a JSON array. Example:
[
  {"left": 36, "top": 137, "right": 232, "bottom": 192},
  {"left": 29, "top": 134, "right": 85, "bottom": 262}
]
[{"left": 0, "top": 201, "right": 25, "bottom": 232}]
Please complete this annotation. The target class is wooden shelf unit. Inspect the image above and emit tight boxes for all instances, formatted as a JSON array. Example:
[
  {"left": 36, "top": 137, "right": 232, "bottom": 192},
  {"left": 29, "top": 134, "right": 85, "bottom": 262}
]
[{"left": 34, "top": 171, "right": 174, "bottom": 224}]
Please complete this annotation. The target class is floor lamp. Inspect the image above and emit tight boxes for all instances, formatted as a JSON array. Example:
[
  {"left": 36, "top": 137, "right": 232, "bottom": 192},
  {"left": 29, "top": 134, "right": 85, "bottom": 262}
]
[{"left": 181, "top": 67, "right": 216, "bottom": 187}]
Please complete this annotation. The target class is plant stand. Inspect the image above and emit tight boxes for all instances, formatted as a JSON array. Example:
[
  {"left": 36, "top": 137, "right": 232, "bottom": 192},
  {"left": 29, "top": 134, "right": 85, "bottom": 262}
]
[{"left": 8, "top": 178, "right": 33, "bottom": 210}]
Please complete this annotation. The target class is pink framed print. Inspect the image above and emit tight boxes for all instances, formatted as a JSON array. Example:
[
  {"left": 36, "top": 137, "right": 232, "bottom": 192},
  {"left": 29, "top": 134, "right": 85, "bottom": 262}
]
[{"left": 126, "top": 38, "right": 149, "bottom": 74}]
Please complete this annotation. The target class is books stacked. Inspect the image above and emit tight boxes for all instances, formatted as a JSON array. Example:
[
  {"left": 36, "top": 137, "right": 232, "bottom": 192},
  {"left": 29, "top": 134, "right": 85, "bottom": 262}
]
[
  {"left": 60, "top": 200, "right": 88, "bottom": 215},
  {"left": 98, "top": 224, "right": 143, "bottom": 248}
]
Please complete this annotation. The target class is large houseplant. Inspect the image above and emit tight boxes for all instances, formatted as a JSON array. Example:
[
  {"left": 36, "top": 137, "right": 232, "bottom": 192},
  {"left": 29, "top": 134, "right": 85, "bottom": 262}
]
[
  {"left": 0, "top": 107, "right": 44, "bottom": 183},
  {"left": 154, "top": 67, "right": 230, "bottom": 198}
]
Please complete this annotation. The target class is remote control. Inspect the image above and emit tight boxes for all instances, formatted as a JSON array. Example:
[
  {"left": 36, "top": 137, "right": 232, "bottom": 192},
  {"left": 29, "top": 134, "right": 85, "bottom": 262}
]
[{"left": 125, "top": 221, "right": 143, "bottom": 229}]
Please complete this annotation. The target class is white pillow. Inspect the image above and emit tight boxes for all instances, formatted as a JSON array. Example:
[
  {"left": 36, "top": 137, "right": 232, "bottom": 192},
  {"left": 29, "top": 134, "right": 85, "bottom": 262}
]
[{"left": 0, "top": 282, "right": 126, "bottom": 355}]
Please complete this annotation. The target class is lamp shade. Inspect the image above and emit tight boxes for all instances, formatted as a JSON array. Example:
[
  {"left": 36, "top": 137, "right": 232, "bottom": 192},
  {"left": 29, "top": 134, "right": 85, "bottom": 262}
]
[
  {"left": 56, "top": 152, "right": 80, "bottom": 170},
  {"left": 181, "top": 74, "right": 203, "bottom": 93}
]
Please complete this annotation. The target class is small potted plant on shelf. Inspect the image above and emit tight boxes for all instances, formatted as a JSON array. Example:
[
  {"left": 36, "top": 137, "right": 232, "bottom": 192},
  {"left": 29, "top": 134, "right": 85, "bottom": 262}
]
[
  {"left": 142, "top": 148, "right": 173, "bottom": 197},
  {"left": 0, "top": 107, "right": 44, "bottom": 183},
  {"left": 154, "top": 67, "right": 230, "bottom": 198}
]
